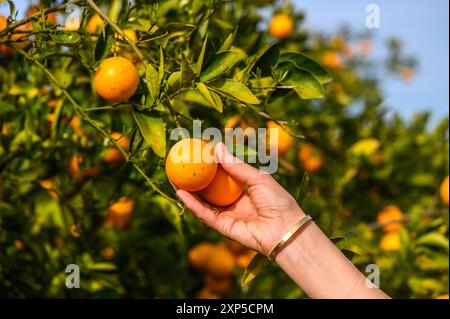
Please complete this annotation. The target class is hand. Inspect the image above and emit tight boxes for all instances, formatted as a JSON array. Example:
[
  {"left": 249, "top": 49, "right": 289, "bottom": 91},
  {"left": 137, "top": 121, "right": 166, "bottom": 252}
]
[{"left": 176, "top": 142, "right": 306, "bottom": 256}]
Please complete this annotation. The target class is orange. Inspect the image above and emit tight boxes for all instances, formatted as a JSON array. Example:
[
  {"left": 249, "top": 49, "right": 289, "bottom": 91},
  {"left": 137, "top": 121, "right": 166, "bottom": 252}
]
[
  {"left": 377, "top": 205, "right": 404, "bottom": 233},
  {"left": 196, "top": 287, "right": 221, "bottom": 299},
  {"left": 115, "top": 29, "right": 138, "bottom": 43},
  {"left": 87, "top": 14, "right": 104, "bottom": 33},
  {"left": 205, "top": 274, "right": 232, "bottom": 293},
  {"left": 188, "top": 242, "right": 215, "bottom": 271},
  {"left": 1, "top": 122, "right": 9, "bottom": 135},
  {"left": 94, "top": 57, "right": 139, "bottom": 103},
  {"left": 26, "top": 5, "right": 57, "bottom": 25},
  {"left": 269, "top": 14, "right": 294, "bottom": 39},
  {"left": 235, "top": 250, "right": 257, "bottom": 269},
  {"left": 0, "top": 15, "right": 26, "bottom": 55},
  {"left": 47, "top": 98, "right": 60, "bottom": 109},
  {"left": 40, "top": 179, "right": 58, "bottom": 199},
  {"left": 439, "top": 176, "right": 449, "bottom": 206},
  {"left": 399, "top": 67, "right": 414, "bottom": 83},
  {"left": 14, "top": 240, "right": 24, "bottom": 250},
  {"left": 67, "top": 154, "right": 100, "bottom": 181},
  {"left": 198, "top": 166, "right": 244, "bottom": 207},
  {"left": 267, "top": 120, "right": 294, "bottom": 157},
  {"left": 434, "top": 294, "right": 449, "bottom": 299},
  {"left": 297, "top": 143, "right": 324, "bottom": 173},
  {"left": 322, "top": 51, "right": 344, "bottom": 69},
  {"left": 205, "top": 246, "right": 235, "bottom": 277},
  {"left": 165, "top": 138, "right": 218, "bottom": 192},
  {"left": 105, "top": 196, "right": 136, "bottom": 229},
  {"left": 379, "top": 232, "right": 401, "bottom": 251},
  {"left": 101, "top": 246, "right": 115, "bottom": 260},
  {"left": 69, "top": 116, "right": 89, "bottom": 137},
  {"left": 103, "top": 132, "right": 130, "bottom": 164}
]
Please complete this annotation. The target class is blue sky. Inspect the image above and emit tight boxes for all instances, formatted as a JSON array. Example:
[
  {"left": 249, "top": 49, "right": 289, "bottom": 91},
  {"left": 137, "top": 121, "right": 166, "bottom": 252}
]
[
  {"left": 294, "top": 0, "right": 449, "bottom": 125},
  {"left": 2, "top": 1, "right": 449, "bottom": 125}
]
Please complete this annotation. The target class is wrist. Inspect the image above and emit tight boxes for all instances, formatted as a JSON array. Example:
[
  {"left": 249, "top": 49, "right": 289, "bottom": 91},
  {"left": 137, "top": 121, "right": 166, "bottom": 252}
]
[{"left": 262, "top": 206, "right": 307, "bottom": 256}]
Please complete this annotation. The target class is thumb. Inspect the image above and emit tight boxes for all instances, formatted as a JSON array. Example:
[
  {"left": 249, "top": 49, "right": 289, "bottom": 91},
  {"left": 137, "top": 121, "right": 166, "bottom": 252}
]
[{"left": 214, "top": 142, "right": 265, "bottom": 185}]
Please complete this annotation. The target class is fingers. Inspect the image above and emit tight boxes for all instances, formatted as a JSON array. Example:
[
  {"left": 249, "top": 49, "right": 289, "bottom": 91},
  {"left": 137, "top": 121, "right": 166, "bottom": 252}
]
[
  {"left": 176, "top": 189, "right": 221, "bottom": 228},
  {"left": 214, "top": 142, "right": 266, "bottom": 186}
]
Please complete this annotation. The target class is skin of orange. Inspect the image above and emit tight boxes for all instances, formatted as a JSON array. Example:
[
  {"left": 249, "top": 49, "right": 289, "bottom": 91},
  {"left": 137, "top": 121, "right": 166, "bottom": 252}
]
[{"left": 94, "top": 57, "right": 139, "bottom": 103}]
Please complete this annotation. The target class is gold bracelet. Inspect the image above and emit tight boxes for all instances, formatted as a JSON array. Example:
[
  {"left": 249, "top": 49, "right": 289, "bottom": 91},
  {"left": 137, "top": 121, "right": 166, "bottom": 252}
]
[{"left": 268, "top": 214, "right": 313, "bottom": 261}]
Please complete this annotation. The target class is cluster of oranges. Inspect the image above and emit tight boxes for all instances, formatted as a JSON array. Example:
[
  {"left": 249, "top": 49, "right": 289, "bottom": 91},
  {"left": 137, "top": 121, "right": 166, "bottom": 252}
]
[
  {"left": 377, "top": 205, "right": 405, "bottom": 251},
  {"left": 226, "top": 116, "right": 324, "bottom": 174},
  {"left": 166, "top": 138, "right": 245, "bottom": 207},
  {"left": 188, "top": 240, "right": 256, "bottom": 298}
]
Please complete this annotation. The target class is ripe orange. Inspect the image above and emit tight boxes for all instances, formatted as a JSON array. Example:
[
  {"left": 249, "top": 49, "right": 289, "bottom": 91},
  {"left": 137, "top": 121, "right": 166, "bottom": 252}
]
[
  {"left": 439, "top": 176, "right": 449, "bottom": 206},
  {"left": 188, "top": 242, "right": 215, "bottom": 271},
  {"left": 69, "top": 116, "right": 89, "bottom": 137},
  {"left": 67, "top": 155, "right": 100, "bottom": 181},
  {"left": 198, "top": 166, "right": 244, "bottom": 207},
  {"left": 101, "top": 246, "right": 115, "bottom": 260},
  {"left": 26, "top": 5, "right": 57, "bottom": 25},
  {"left": 14, "top": 240, "right": 24, "bottom": 250},
  {"left": 297, "top": 143, "right": 324, "bottom": 173},
  {"left": 205, "top": 274, "right": 232, "bottom": 293},
  {"left": 115, "top": 29, "right": 138, "bottom": 43},
  {"left": 377, "top": 205, "right": 404, "bottom": 233},
  {"left": 94, "top": 57, "right": 139, "bottom": 103},
  {"left": 205, "top": 246, "right": 235, "bottom": 277},
  {"left": 103, "top": 132, "right": 130, "bottom": 164},
  {"left": 196, "top": 287, "right": 221, "bottom": 299},
  {"left": 105, "top": 196, "right": 136, "bottom": 229},
  {"left": 165, "top": 138, "right": 217, "bottom": 192},
  {"left": 322, "top": 51, "right": 344, "bottom": 69},
  {"left": 0, "top": 15, "right": 26, "bottom": 54},
  {"left": 379, "top": 232, "right": 401, "bottom": 251},
  {"left": 87, "top": 14, "right": 104, "bottom": 33},
  {"left": 267, "top": 120, "right": 294, "bottom": 157},
  {"left": 40, "top": 179, "right": 58, "bottom": 199},
  {"left": 434, "top": 294, "right": 449, "bottom": 299},
  {"left": 269, "top": 14, "right": 294, "bottom": 39}
]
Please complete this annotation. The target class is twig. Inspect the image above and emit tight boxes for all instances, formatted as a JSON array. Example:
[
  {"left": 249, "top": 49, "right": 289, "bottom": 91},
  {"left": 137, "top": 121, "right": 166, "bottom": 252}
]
[{"left": 85, "top": 0, "right": 146, "bottom": 63}]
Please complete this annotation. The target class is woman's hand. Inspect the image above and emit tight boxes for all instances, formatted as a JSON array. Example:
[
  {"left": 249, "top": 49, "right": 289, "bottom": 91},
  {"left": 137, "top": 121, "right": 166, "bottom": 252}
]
[{"left": 176, "top": 142, "right": 305, "bottom": 256}]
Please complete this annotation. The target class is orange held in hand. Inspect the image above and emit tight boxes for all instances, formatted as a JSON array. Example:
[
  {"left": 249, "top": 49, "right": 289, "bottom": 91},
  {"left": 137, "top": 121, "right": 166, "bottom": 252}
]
[
  {"left": 94, "top": 57, "right": 139, "bottom": 103},
  {"left": 199, "top": 166, "right": 244, "bottom": 207},
  {"left": 269, "top": 14, "right": 294, "bottom": 39},
  {"left": 166, "top": 138, "right": 217, "bottom": 192}
]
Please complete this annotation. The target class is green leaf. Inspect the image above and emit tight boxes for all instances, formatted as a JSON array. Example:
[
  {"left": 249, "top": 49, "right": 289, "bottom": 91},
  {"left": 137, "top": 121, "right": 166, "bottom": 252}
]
[
  {"left": 279, "top": 52, "right": 332, "bottom": 84},
  {"left": 200, "top": 51, "right": 239, "bottom": 82},
  {"left": 417, "top": 233, "right": 449, "bottom": 251},
  {"left": 94, "top": 25, "right": 114, "bottom": 64},
  {"left": 196, "top": 82, "right": 223, "bottom": 112},
  {"left": 145, "top": 63, "right": 160, "bottom": 104},
  {"left": 0, "top": 101, "right": 15, "bottom": 115},
  {"left": 207, "top": 79, "right": 260, "bottom": 104},
  {"left": 87, "top": 262, "right": 117, "bottom": 272},
  {"left": 167, "top": 71, "right": 181, "bottom": 94},
  {"left": 196, "top": 35, "right": 208, "bottom": 74},
  {"left": 276, "top": 62, "right": 324, "bottom": 99},
  {"left": 53, "top": 31, "right": 81, "bottom": 47},
  {"left": 218, "top": 28, "right": 237, "bottom": 53},
  {"left": 241, "top": 253, "right": 270, "bottom": 286},
  {"left": 341, "top": 248, "right": 359, "bottom": 261},
  {"left": 133, "top": 111, "right": 166, "bottom": 158},
  {"left": 295, "top": 171, "right": 310, "bottom": 205},
  {"left": 181, "top": 60, "right": 196, "bottom": 84},
  {"left": 159, "top": 46, "right": 165, "bottom": 83},
  {"left": 253, "top": 44, "right": 280, "bottom": 76},
  {"left": 330, "top": 236, "right": 347, "bottom": 250}
]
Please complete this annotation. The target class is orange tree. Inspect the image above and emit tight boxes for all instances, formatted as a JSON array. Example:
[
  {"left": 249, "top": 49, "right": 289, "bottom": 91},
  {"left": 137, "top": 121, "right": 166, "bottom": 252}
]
[{"left": 0, "top": 0, "right": 448, "bottom": 298}]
